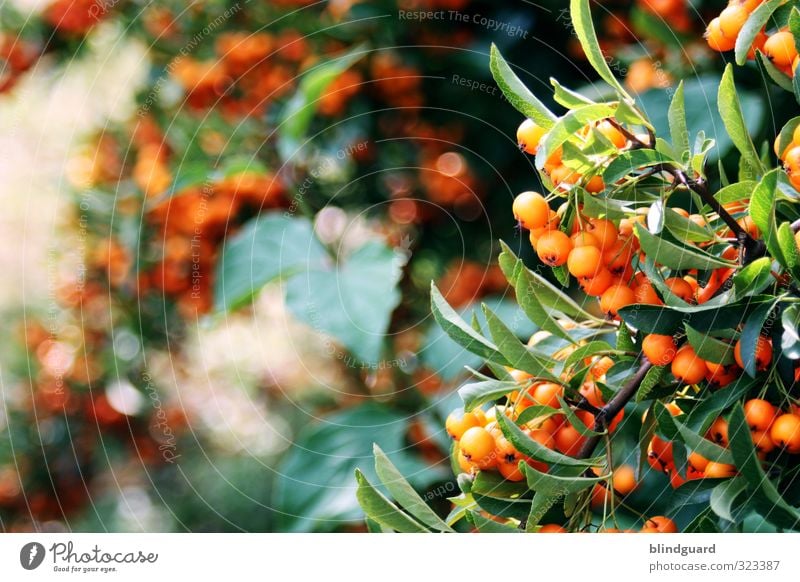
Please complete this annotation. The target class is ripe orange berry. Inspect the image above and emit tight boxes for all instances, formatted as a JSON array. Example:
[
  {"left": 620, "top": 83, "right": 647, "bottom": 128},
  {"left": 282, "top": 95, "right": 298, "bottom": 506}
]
[
  {"left": 595, "top": 119, "right": 627, "bottom": 149},
  {"left": 498, "top": 460, "right": 525, "bottom": 481},
  {"left": 744, "top": 399, "right": 777, "bottom": 432},
  {"left": 536, "top": 230, "right": 573, "bottom": 267},
  {"left": 445, "top": 409, "right": 482, "bottom": 440},
  {"left": 549, "top": 164, "right": 580, "bottom": 185},
  {"left": 513, "top": 191, "right": 550, "bottom": 230},
  {"left": 664, "top": 277, "right": 694, "bottom": 303},
  {"left": 704, "top": 361, "right": 740, "bottom": 389},
  {"left": 526, "top": 427, "right": 556, "bottom": 450},
  {"left": 532, "top": 382, "right": 564, "bottom": 408},
  {"left": 641, "top": 516, "right": 678, "bottom": 533},
  {"left": 612, "top": 464, "right": 637, "bottom": 495},
  {"left": 734, "top": 336, "right": 773, "bottom": 372},
  {"left": 586, "top": 218, "right": 618, "bottom": 251},
  {"left": 748, "top": 29, "right": 769, "bottom": 60},
  {"left": 671, "top": 345, "right": 707, "bottom": 384},
  {"left": 580, "top": 381, "right": 606, "bottom": 407},
  {"left": 784, "top": 146, "right": 800, "bottom": 173},
  {"left": 765, "top": 31, "right": 798, "bottom": 68},
  {"left": 687, "top": 452, "right": 709, "bottom": 473},
  {"left": 554, "top": 423, "right": 586, "bottom": 456},
  {"left": 599, "top": 283, "right": 635, "bottom": 317},
  {"left": 590, "top": 356, "right": 614, "bottom": 379},
  {"left": 603, "top": 239, "right": 634, "bottom": 276},
  {"left": 580, "top": 268, "right": 614, "bottom": 297},
  {"left": 567, "top": 245, "right": 603, "bottom": 278},
  {"left": 585, "top": 174, "right": 605, "bottom": 193},
  {"left": 457, "top": 448, "right": 474, "bottom": 473},
  {"left": 706, "top": 17, "right": 736, "bottom": 52},
  {"left": 642, "top": 334, "right": 677, "bottom": 366},
  {"left": 770, "top": 413, "right": 800, "bottom": 453},
  {"left": 707, "top": 417, "right": 729, "bottom": 447},
  {"left": 704, "top": 461, "right": 737, "bottom": 479},
  {"left": 718, "top": 5, "right": 749, "bottom": 39},
  {"left": 460, "top": 426, "right": 497, "bottom": 467},
  {"left": 537, "top": 524, "right": 567, "bottom": 533},
  {"left": 571, "top": 231, "right": 600, "bottom": 248},
  {"left": 633, "top": 280, "right": 663, "bottom": 305},
  {"left": 494, "top": 434, "right": 521, "bottom": 463},
  {"left": 517, "top": 118, "right": 546, "bottom": 154},
  {"left": 751, "top": 430, "right": 776, "bottom": 456}
]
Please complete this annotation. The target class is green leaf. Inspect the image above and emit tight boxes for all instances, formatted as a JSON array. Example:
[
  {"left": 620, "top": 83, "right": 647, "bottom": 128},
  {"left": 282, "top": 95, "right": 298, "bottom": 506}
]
[
  {"left": 750, "top": 169, "right": 787, "bottom": 266},
  {"left": 373, "top": 445, "right": 453, "bottom": 532},
  {"left": 710, "top": 478, "right": 746, "bottom": 523},
  {"left": 714, "top": 181, "right": 758, "bottom": 206},
  {"left": 467, "top": 510, "right": 519, "bottom": 533},
  {"left": 684, "top": 376, "right": 755, "bottom": 434},
  {"left": 663, "top": 209, "right": 715, "bottom": 242},
  {"left": 496, "top": 412, "right": 603, "bottom": 468},
  {"left": 489, "top": 44, "right": 557, "bottom": 128},
  {"left": 735, "top": 0, "right": 787, "bottom": 65},
  {"left": 355, "top": 470, "right": 428, "bottom": 533},
  {"left": 285, "top": 241, "right": 403, "bottom": 364},
  {"left": 617, "top": 323, "right": 637, "bottom": 352},
  {"left": 635, "top": 223, "right": 733, "bottom": 271},
  {"left": 603, "top": 149, "right": 672, "bottom": 185},
  {"left": 782, "top": 304, "right": 800, "bottom": 359},
  {"left": 471, "top": 470, "right": 529, "bottom": 499},
  {"left": 429, "top": 284, "right": 509, "bottom": 366},
  {"left": 561, "top": 341, "right": 616, "bottom": 374},
  {"left": 733, "top": 257, "right": 774, "bottom": 298},
  {"left": 459, "top": 379, "right": 517, "bottom": 412},
  {"left": 483, "top": 305, "right": 559, "bottom": 382},
  {"left": 718, "top": 65, "right": 765, "bottom": 178},
  {"left": 278, "top": 45, "right": 365, "bottom": 160},
  {"left": 668, "top": 81, "right": 690, "bottom": 158},
  {"left": 635, "top": 365, "right": 667, "bottom": 403},
  {"left": 522, "top": 463, "right": 604, "bottom": 528},
  {"left": 774, "top": 116, "right": 800, "bottom": 160},
  {"left": 777, "top": 222, "right": 800, "bottom": 280},
  {"left": 757, "top": 50, "right": 795, "bottom": 93},
  {"left": 619, "top": 295, "right": 775, "bottom": 335},
  {"left": 685, "top": 325, "right": 736, "bottom": 365},
  {"left": 498, "top": 241, "right": 600, "bottom": 341},
  {"left": 214, "top": 213, "right": 327, "bottom": 312},
  {"left": 569, "top": 0, "right": 631, "bottom": 100},
  {"left": 637, "top": 406, "right": 658, "bottom": 479},
  {"left": 739, "top": 300, "right": 777, "bottom": 377},
  {"left": 536, "top": 104, "right": 617, "bottom": 172},
  {"left": 550, "top": 78, "right": 594, "bottom": 109},
  {"left": 275, "top": 404, "right": 443, "bottom": 532}
]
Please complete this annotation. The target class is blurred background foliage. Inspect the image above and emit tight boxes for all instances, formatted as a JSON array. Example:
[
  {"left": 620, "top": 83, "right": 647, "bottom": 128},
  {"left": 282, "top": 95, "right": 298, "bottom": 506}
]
[{"left": 0, "top": 0, "right": 793, "bottom": 532}]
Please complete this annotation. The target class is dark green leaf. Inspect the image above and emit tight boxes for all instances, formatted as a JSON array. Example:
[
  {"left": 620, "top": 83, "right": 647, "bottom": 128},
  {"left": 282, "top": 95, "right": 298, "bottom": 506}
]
[
  {"left": 489, "top": 44, "right": 557, "bottom": 128},
  {"left": 635, "top": 223, "right": 733, "bottom": 270},
  {"left": 355, "top": 470, "right": 428, "bottom": 533},
  {"left": 685, "top": 325, "right": 735, "bottom": 365},
  {"left": 718, "top": 64, "right": 765, "bottom": 178}
]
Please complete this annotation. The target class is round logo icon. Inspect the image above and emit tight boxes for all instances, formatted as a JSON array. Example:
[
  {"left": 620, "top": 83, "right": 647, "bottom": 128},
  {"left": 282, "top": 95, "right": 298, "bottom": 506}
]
[{"left": 19, "top": 542, "right": 45, "bottom": 570}]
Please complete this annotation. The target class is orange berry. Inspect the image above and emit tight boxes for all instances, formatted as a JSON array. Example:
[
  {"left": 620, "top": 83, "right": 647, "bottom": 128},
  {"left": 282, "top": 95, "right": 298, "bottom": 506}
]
[
  {"left": 734, "top": 336, "right": 772, "bottom": 372},
  {"left": 460, "top": 426, "right": 497, "bottom": 467},
  {"left": 718, "top": 5, "right": 749, "bottom": 39},
  {"left": 641, "top": 516, "right": 678, "bottom": 533},
  {"left": 599, "top": 283, "right": 635, "bottom": 317},
  {"left": 642, "top": 334, "right": 677, "bottom": 366},
  {"left": 784, "top": 146, "right": 800, "bottom": 173},
  {"left": 770, "top": 413, "right": 800, "bottom": 453},
  {"left": 765, "top": 31, "right": 798, "bottom": 68},
  {"left": 517, "top": 119, "right": 546, "bottom": 154},
  {"left": 513, "top": 191, "right": 550, "bottom": 230},
  {"left": 536, "top": 230, "right": 573, "bottom": 267},
  {"left": 595, "top": 119, "right": 627, "bottom": 149},
  {"left": 590, "top": 356, "right": 614, "bottom": 379},
  {"left": 671, "top": 345, "right": 707, "bottom": 384},
  {"left": 498, "top": 460, "right": 525, "bottom": 481},
  {"left": 664, "top": 277, "right": 694, "bottom": 302},
  {"left": 537, "top": 524, "right": 567, "bottom": 533},
  {"left": 633, "top": 280, "right": 663, "bottom": 305},
  {"left": 585, "top": 218, "right": 618, "bottom": 251},
  {"left": 580, "top": 268, "right": 614, "bottom": 296},
  {"left": 704, "top": 361, "right": 740, "bottom": 389},
  {"left": 706, "top": 17, "right": 736, "bottom": 52},
  {"left": 549, "top": 164, "right": 580, "bottom": 186},
  {"left": 532, "top": 382, "right": 564, "bottom": 408},
  {"left": 743, "top": 398, "right": 777, "bottom": 432},
  {"left": 612, "top": 465, "right": 637, "bottom": 495},
  {"left": 554, "top": 423, "right": 586, "bottom": 456},
  {"left": 445, "top": 409, "right": 482, "bottom": 440},
  {"left": 707, "top": 417, "right": 729, "bottom": 447},
  {"left": 751, "top": 430, "right": 776, "bottom": 456},
  {"left": 571, "top": 231, "right": 600, "bottom": 248},
  {"left": 580, "top": 381, "right": 606, "bottom": 407},
  {"left": 704, "top": 461, "right": 737, "bottom": 479},
  {"left": 585, "top": 174, "right": 605, "bottom": 193},
  {"left": 603, "top": 239, "right": 634, "bottom": 276},
  {"left": 687, "top": 452, "right": 709, "bottom": 473},
  {"left": 567, "top": 245, "right": 603, "bottom": 278}
]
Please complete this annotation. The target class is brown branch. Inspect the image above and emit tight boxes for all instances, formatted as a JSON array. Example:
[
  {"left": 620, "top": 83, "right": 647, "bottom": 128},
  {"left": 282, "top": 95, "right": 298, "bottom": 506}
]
[{"left": 577, "top": 359, "right": 653, "bottom": 459}]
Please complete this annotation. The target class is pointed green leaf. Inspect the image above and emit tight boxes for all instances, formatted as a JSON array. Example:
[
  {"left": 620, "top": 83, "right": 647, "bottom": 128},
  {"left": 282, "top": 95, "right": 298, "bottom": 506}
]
[
  {"left": 489, "top": 44, "right": 557, "bottom": 128},
  {"left": 718, "top": 65, "right": 765, "bottom": 178},
  {"left": 355, "top": 470, "right": 428, "bottom": 533}
]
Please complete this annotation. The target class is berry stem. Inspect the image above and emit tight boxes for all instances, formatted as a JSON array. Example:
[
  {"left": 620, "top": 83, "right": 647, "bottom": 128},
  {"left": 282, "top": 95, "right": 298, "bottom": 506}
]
[{"left": 577, "top": 359, "right": 653, "bottom": 460}]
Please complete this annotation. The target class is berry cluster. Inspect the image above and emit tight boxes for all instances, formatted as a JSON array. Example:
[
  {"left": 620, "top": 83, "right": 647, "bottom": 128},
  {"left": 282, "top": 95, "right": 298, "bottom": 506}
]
[{"left": 706, "top": 1, "right": 799, "bottom": 78}]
